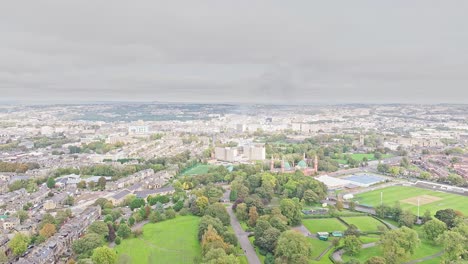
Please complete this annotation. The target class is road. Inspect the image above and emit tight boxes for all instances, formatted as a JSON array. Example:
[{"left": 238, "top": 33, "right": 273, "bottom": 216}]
[{"left": 226, "top": 205, "right": 261, "bottom": 264}]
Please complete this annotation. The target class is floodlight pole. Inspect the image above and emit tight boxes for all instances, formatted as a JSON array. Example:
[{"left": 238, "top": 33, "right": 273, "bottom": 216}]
[
  {"left": 417, "top": 197, "right": 420, "bottom": 219},
  {"left": 380, "top": 192, "right": 383, "bottom": 205}
]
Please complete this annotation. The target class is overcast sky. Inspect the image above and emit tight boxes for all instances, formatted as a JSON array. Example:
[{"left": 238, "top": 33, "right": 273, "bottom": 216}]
[{"left": 1, "top": 1, "right": 468, "bottom": 104}]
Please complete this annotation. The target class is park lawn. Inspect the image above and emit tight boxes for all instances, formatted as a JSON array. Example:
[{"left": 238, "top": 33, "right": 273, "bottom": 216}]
[
  {"left": 409, "top": 238, "right": 442, "bottom": 261},
  {"left": 359, "top": 235, "right": 380, "bottom": 244},
  {"left": 333, "top": 153, "right": 392, "bottom": 164},
  {"left": 341, "top": 216, "right": 386, "bottom": 232},
  {"left": 308, "top": 238, "right": 332, "bottom": 260},
  {"left": 303, "top": 218, "right": 347, "bottom": 233},
  {"left": 349, "top": 153, "right": 392, "bottom": 161},
  {"left": 182, "top": 164, "right": 215, "bottom": 176},
  {"left": 354, "top": 186, "right": 468, "bottom": 215},
  {"left": 342, "top": 246, "right": 383, "bottom": 263},
  {"left": 115, "top": 215, "right": 201, "bottom": 264}
]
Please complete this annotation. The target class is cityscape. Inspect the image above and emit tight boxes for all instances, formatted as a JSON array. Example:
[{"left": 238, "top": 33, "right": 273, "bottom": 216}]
[{"left": 0, "top": 103, "right": 466, "bottom": 264}]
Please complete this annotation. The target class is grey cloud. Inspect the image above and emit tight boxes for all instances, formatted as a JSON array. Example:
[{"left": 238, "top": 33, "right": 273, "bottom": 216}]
[{"left": 0, "top": 1, "right": 467, "bottom": 104}]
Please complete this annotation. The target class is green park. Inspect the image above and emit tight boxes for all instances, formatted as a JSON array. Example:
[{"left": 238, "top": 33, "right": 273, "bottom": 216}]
[{"left": 115, "top": 216, "right": 201, "bottom": 263}]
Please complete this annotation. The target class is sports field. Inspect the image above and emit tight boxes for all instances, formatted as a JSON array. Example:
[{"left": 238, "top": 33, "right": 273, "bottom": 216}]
[
  {"left": 115, "top": 216, "right": 201, "bottom": 264},
  {"left": 334, "top": 153, "right": 392, "bottom": 164},
  {"left": 303, "top": 218, "right": 347, "bottom": 233},
  {"left": 355, "top": 185, "right": 468, "bottom": 215},
  {"left": 341, "top": 216, "right": 386, "bottom": 232},
  {"left": 182, "top": 164, "right": 215, "bottom": 176}
]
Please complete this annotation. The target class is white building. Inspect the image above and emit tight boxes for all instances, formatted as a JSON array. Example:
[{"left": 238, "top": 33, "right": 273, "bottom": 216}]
[
  {"left": 215, "top": 147, "right": 237, "bottom": 162},
  {"left": 128, "top": 125, "right": 149, "bottom": 134},
  {"left": 243, "top": 144, "right": 266, "bottom": 161}
]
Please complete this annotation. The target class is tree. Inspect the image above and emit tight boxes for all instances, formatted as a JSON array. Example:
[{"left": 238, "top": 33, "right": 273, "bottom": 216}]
[
  {"left": 97, "top": 177, "right": 107, "bottom": 191},
  {"left": 332, "top": 238, "right": 340, "bottom": 248},
  {"left": 128, "top": 216, "right": 135, "bottom": 226},
  {"left": 435, "top": 209, "right": 458, "bottom": 228},
  {"left": 107, "top": 223, "right": 116, "bottom": 242},
  {"left": 8, "top": 233, "right": 29, "bottom": 256},
  {"left": 380, "top": 227, "right": 419, "bottom": 264},
  {"left": 39, "top": 213, "right": 56, "bottom": 229},
  {"left": 202, "top": 248, "right": 238, "bottom": 264},
  {"left": 166, "top": 208, "right": 176, "bottom": 219},
  {"left": 422, "top": 209, "right": 432, "bottom": 223},
  {"left": 422, "top": 219, "right": 447, "bottom": 242},
  {"left": 46, "top": 177, "right": 56, "bottom": 188},
  {"left": 345, "top": 260, "right": 361, "bottom": 264},
  {"left": 198, "top": 215, "right": 226, "bottom": 241},
  {"left": 344, "top": 224, "right": 360, "bottom": 237},
  {"left": 235, "top": 203, "right": 248, "bottom": 221},
  {"left": 129, "top": 198, "right": 145, "bottom": 210},
  {"left": 348, "top": 201, "right": 356, "bottom": 211},
  {"left": 302, "top": 189, "right": 319, "bottom": 205},
  {"left": 88, "top": 221, "right": 109, "bottom": 237},
  {"left": 39, "top": 223, "right": 57, "bottom": 238},
  {"left": 399, "top": 210, "right": 416, "bottom": 227},
  {"left": 437, "top": 230, "right": 467, "bottom": 263},
  {"left": 343, "top": 235, "right": 362, "bottom": 256},
  {"left": 205, "top": 203, "right": 230, "bottom": 226},
  {"left": 254, "top": 220, "right": 281, "bottom": 253},
  {"left": 0, "top": 251, "right": 7, "bottom": 263},
  {"left": 201, "top": 225, "right": 229, "bottom": 255},
  {"left": 64, "top": 195, "right": 75, "bottom": 206},
  {"left": 229, "top": 190, "right": 237, "bottom": 202},
  {"left": 72, "top": 233, "right": 105, "bottom": 256},
  {"left": 336, "top": 199, "right": 344, "bottom": 211},
  {"left": 275, "top": 230, "right": 312, "bottom": 264},
  {"left": 191, "top": 195, "right": 209, "bottom": 216},
  {"left": 365, "top": 256, "right": 386, "bottom": 264},
  {"left": 16, "top": 210, "right": 29, "bottom": 224},
  {"left": 248, "top": 206, "right": 259, "bottom": 227},
  {"left": 117, "top": 224, "right": 131, "bottom": 239},
  {"left": 280, "top": 198, "right": 302, "bottom": 226},
  {"left": 77, "top": 180, "right": 87, "bottom": 189},
  {"left": 92, "top": 246, "right": 117, "bottom": 264}
]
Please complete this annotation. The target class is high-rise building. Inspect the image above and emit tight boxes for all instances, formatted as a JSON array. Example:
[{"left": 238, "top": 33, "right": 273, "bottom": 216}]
[
  {"left": 244, "top": 144, "right": 266, "bottom": 160},
  {"left": 214, "top": 147, "right": 237, "bottom": 162}
]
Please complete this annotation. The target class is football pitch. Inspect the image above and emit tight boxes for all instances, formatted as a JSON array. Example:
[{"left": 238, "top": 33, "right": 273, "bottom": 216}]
[
  {"left": 181, "top": 164, "right": 215, "bottom": 176},
  {"left": 355, "top": 185, "right": 468, "bottom": 215}
]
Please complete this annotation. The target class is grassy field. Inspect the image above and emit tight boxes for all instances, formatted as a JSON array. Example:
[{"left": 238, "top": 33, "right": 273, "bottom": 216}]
[
  {"left": 115, "top": 216, "right": 201, "bottom": 264},
  {"left": 341, "top": 216, "right": 386, "bottom": 232},
  {"left": 308, "top": 238, "right": 332, "bottom": 260},
  {"left": 181, "top": 164, "right": 215, "bottom": 176},
  {"left": 355, "top": 185, "right": 468, "bottom": 215},
  {"left": 334, "top": 153, "right": 392, "bottom": 164},
  {"left": 303, "top": 218, "right": 347, "bottom": 233},
  {"left": 342, "top": 246, "right": 382, "bottom": 263}
]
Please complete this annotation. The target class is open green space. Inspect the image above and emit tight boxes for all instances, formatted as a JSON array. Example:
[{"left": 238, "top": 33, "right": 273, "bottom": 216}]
[
  {"left": 308, "top": 238, "right": 332, "bottom": 260},
  {"left": 115, "top": 215, "right": 201, "bottom": 264},
  {"left": 342, "top": 246, "right": 383, "bottom": 263},
  {"left": 303, "top": 218, "right": 347, "bottom": 234},
  {"left": 354, "top": 185, "right": 468, "bottom": 215},
  {"left": 181, "top": 164, "right": 215, "bottom": 176},
  {"left": 341, "top": 216, "right": 386, "bottom": 232},
  {"left": 333, "top": 153, "right": 392, "bottom": 164}
]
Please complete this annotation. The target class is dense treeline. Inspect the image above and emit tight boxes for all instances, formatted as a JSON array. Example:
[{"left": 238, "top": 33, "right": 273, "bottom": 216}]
[{"left": 0, "top": 161, "right": 39, "bottom": 173}]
